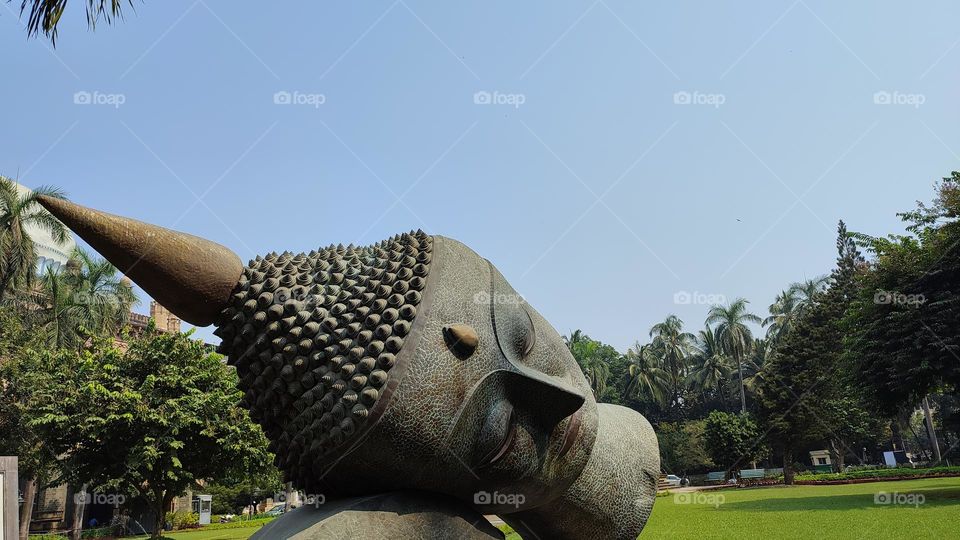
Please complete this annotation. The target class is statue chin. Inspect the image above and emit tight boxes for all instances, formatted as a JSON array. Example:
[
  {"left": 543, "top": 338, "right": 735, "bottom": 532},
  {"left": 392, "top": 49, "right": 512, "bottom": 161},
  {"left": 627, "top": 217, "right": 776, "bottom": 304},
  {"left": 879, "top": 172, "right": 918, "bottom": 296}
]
[
  {"left": 501, "top": 404, "right": 661, "bottom": 540},
  {"left": 254, "top": 404, "right": 659, "bottom": 540}
]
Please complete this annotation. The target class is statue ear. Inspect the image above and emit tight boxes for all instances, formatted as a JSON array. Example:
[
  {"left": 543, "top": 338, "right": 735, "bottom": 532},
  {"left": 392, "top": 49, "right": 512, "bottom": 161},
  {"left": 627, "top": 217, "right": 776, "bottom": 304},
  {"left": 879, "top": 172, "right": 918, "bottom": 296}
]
[{"left": 443, "top": 324, "right": 479, "bottom": 359}]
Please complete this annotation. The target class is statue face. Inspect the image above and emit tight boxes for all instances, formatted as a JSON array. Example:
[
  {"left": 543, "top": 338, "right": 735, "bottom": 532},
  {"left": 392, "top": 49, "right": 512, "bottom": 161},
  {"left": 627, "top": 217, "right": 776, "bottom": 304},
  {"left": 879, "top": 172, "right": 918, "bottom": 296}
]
[{"left": 323, "top": 237, "right": 599, "bottom": 512}]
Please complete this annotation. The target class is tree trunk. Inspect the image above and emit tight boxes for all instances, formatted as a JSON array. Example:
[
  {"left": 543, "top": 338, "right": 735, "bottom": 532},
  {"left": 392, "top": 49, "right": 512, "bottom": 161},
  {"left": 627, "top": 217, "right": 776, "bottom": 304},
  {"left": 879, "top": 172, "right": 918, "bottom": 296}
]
[
  {"left": 922, "top": 396, "right": 942, "bottom": 463},
  {"left": 153, "top": 492, "right": 170, "bottom": 539},
  {"left": 783, "top": 448, "right": 795, "bottom": 485},
  {"left": 19, "top": 477, "right": 37, "bottom": 540},
  {"left": 736, "top": 356, "right": 746, "bottom": 414},
  {"left": 829, "top": 439, "right": 846, "bottom": 471},
  {"left": 69, "top": 483, "right": 88, "bottom": 540},
  {"left": 906, "top": 419, "right": 931, "bottom": 462},
  {"left": 284, "top": 482, "right": 293, "bottom": 512}
]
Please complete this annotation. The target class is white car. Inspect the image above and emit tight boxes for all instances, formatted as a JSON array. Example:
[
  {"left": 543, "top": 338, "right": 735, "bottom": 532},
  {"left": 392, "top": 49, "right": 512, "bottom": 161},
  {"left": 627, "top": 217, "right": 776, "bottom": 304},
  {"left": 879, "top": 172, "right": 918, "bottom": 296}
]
[{"left": 664, "top": 474, "right": 682, "bottom": 487}]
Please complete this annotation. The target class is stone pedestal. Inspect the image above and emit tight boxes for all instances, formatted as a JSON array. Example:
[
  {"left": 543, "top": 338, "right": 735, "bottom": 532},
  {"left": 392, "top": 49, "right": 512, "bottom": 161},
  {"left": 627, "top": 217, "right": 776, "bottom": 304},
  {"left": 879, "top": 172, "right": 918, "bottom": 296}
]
[{"left": 251, "top": 491, "right": 503, "bottom": 539}]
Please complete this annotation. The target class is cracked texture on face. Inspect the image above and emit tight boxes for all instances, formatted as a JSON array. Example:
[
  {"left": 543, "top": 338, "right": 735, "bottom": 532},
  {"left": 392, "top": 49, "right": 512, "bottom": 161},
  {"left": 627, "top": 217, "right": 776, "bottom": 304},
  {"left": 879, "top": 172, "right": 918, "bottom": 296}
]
[
  {"left": 319, "top": 237, "right": 600, "bottom": 512},
  {"left": 213, "top": 231, "right": 432, "bottom": 491}
]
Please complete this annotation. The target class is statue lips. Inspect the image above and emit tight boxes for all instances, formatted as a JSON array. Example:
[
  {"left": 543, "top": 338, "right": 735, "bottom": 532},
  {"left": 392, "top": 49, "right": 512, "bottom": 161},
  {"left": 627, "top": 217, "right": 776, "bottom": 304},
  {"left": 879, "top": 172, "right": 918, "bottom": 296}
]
[
  {"left": 557, "top": 406, "right": 583, "bottom": 459},
  {"left": 475, "top": 400, "right": 517, "bottom": 469}
]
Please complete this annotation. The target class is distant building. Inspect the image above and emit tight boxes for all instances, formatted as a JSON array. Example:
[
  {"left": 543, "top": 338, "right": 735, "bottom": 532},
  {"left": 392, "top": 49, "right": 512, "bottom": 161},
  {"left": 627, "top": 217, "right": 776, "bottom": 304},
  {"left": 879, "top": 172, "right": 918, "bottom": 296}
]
[
  {"left": 128, "top": 302, "right": 183, "bottom": 335},
  {"left": 11, "top": 181, "right": 76, "bottom": 271}
]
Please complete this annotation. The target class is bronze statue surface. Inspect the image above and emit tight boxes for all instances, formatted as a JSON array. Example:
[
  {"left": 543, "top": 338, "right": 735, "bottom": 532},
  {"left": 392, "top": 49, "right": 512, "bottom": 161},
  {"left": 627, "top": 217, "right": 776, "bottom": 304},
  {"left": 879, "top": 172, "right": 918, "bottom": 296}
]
[{"left": 39, "top": 196, "right": 660, "bottom": 540}]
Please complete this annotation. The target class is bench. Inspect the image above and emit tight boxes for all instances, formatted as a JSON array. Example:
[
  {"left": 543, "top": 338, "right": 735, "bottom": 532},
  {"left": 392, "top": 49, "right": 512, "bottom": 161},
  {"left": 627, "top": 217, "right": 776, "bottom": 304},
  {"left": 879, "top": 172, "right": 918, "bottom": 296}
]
[{"left": 706, "top": 471, "right": 726, "bottom": 483}]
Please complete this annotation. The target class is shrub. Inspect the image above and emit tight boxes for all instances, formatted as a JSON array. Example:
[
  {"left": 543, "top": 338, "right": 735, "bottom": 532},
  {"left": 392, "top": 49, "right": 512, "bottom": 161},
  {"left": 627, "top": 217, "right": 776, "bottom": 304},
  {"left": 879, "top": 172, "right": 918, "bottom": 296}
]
[
  {"left": 165, "top": 510, "right": 200, "bottom": 530},
  {"left": 199, "top": 517, "right": 275, "bottom": 531}
]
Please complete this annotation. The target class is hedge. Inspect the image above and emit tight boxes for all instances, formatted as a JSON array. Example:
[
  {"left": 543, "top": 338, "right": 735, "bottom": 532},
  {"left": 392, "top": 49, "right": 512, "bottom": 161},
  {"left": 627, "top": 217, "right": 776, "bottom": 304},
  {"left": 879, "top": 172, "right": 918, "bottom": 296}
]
[
  {"left": 795, "top": 466, "right": 960, "bottom": 483},
  {"left": 197, "top": 516, "right": 275, "bottom": 531}
]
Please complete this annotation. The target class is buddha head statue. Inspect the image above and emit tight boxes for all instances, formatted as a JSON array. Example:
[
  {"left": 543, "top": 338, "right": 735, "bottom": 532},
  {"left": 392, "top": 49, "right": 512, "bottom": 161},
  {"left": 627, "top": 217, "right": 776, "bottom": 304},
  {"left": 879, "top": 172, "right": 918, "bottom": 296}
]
[{"left": 39, "top": 196, "right": 658, "bottom": 538}]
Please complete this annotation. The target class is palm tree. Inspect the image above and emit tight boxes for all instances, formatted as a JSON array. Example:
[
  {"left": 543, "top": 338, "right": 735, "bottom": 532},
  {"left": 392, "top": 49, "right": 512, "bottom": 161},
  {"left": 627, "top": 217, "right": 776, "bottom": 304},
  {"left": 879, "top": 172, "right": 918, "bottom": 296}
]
[
  {"left": 564, "top": 330, "right": 610, "bottom": 400},
  {"left": 625, "top": 342, "right": 670, "bottom": 405},
  {"left": 34, "top": 247, "right": 137, "bottom": 349},
  {"left": 763, "top": 277, "right": 829, "bottom": 345},
  {"left": 21, "top": 0, "right": 132, "bottom": 44},
  {"left": 563, "top": 329, "right": 586, "bottom": 349},
  {"left": 648, "top": 315, "right": 695, "bottom": 404},
  {"left": 762, "top": 289, "right": 798, "bottom": 343},
  {"left": 0, "top": 177, "right": 68, "bottom": 300},
  {"left": 687, "top": 326, "right": 732, "bottom": 395},
  {"left": 743, "top": 338, "right": 771, "bottom": 395},
  {"left": 65, "top": 247, "right": 136, "bottom": 336},
  {"left": 788, "top": 276, "right": 829, "bottom": 312},
  {"left": 706, "top": 298, "right": 762, "bottom": 413},
  {"left": 577, "top": 341, "right": 610, "bottom": 400}
]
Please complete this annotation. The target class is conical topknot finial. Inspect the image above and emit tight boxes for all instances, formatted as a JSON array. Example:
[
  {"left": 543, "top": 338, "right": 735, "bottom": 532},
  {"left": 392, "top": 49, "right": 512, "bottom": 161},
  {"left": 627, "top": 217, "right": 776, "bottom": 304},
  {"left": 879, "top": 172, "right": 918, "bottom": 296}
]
[{"left": 37, "top": 195, "right": 243, "bottom": 326}]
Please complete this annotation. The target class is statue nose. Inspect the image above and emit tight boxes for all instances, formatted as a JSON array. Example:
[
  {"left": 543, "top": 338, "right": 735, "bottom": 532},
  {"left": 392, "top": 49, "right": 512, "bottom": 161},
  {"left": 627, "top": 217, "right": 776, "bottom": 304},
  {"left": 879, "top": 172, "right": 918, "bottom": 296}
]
[{"left": 505, "top": 367, "right": 586, "bottom": 424}]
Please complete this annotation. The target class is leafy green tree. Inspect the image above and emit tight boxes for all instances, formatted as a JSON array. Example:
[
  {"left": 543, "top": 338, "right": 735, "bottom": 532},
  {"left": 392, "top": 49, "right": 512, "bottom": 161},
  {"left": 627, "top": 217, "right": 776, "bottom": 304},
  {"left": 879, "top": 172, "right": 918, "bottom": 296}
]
[
  {"left": 0, "top": 177, "right": 67, "bottom": 300},
  {"left": 564, "top": 330, "right": 623, "bottom": 402},
  {"left": 702, "top": 411, "right": 765, "bottom": 478},
  {"left": 847, "top": 173, "right": 960, "bottom": 412},
  {"left": 706, "top": 298, "right": 762, "bottom": 413},
  {"left": 757, "top": 221, "right": 864, "bottom": 483},
  {"left": 205, "top": 467, "right": 283, "bottom": 515},
  {"left": 657, "top": 419, "right": 714, "bottom": 476},
  {"left": 0, "top": 306, "right": 72, "bottom": 537},
  {"left": 33, "top": 327, "right": 273, "bottom": 538}
]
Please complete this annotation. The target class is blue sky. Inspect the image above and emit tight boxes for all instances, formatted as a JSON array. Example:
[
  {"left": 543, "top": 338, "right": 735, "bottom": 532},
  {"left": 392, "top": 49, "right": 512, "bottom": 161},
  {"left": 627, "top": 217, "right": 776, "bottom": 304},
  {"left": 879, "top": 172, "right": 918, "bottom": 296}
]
[{"left": 2, "top": 1, "right": 958, "bottom": 349}]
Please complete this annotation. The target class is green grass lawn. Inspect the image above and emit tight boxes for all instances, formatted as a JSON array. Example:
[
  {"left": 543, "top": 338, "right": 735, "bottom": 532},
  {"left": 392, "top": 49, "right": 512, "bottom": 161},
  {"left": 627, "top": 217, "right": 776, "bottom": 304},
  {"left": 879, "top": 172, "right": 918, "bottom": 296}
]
[
  {"left": 129, "top": 525, "right": 265, "bottom": 540},
  {"left": 643, "top": 477, "right": 960, "bottom": 539},
  {"left": 128, "top": 478, "right": 960, "bottom": 539}
]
